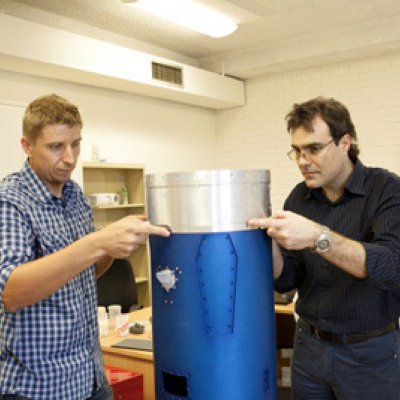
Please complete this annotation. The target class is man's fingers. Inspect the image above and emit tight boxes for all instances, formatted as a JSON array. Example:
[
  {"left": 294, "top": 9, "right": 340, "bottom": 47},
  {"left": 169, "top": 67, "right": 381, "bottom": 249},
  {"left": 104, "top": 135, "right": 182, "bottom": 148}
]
[
  {"left": 123, "top": 216, "right": 170, "bottom": 237},
  {"left": 271, "top": 211, "right": 289, "bottom": 219},
  {"left": 149, "top": 225, "right": 171, "bottom": 237},
  {"left": 267, "top": 226, "right": 280, "bottom": 236},
  {"left": 247, "top": 218, "right": 269, "bottom": 227},
  {"left": 132, "top": 223, "right": 171, "bottom": 237},
  {"left": 126, "top": 214, "right": 147, "bottom": 222},
  {"left": 248, "top": 218, "right": 284, "bottom": 229}
]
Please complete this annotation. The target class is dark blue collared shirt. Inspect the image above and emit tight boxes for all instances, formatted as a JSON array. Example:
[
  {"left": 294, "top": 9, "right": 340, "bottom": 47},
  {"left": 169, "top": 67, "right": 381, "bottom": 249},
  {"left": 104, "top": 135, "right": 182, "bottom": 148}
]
[{"left": 275, "top": 160, "right": 400, "bottom": 333}]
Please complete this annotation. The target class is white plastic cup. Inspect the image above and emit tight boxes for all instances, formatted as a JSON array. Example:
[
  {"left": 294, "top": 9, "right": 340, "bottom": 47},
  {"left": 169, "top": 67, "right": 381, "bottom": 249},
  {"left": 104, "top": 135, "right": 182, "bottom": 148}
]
[
  {"left": 116, "top": 314, "right": 129, "bottom": 337},
  {"left": 108, "top": 304, "right": 122, "bottom": 329},
  {"left": 97, "top": 306, "right": 107, "bottom": 316},
  {"left": 98, "top": 312, "right": 109, "bottom": 336}
]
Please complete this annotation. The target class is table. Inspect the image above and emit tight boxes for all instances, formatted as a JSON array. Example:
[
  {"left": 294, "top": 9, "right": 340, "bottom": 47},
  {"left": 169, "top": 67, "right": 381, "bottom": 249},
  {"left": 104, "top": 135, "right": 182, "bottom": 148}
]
[
  {"left": 100, "top": 307, "right": 155, "bottom": 400},
  {"left": 100, "top": 304, "right": 295, "bottom": 400}
]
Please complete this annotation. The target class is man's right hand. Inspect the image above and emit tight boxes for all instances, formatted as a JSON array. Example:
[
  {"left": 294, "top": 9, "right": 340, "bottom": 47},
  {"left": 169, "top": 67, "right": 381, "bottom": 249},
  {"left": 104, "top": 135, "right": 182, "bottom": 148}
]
[
  {"left": 95, "top": 215, "right": 170, "bottom": 259},
  {"left": 3, "top": 216, "right": 170, "bottom": 312},
  {"left": 248, "top": 211, "right": 320, "bottom": 250}
]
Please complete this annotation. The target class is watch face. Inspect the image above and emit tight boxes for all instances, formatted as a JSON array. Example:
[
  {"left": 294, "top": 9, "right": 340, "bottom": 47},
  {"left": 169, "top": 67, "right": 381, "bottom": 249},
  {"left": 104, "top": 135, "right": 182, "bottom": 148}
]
[
  {"left": 313, "top": 228, "right": 330, "bottom": 253},
  {"left": 318, "top": 239, "right": 329, "bottom": 250}
]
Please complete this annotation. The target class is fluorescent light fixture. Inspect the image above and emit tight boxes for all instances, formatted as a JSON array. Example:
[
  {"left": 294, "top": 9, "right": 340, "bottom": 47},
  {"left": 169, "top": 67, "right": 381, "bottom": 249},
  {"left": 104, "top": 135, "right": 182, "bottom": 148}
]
[{"left": 123, "top": 0, "right": 237, "bottom": 38}]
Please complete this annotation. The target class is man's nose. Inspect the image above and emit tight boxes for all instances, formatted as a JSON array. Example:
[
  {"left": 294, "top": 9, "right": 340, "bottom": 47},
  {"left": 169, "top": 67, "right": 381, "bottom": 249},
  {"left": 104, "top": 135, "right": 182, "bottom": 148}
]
[
  {"left": 297, "top": 150, "right": 310, "bottom": 165},
  {"left": 62, "top": 146, "right": 75, "bottom": 163}
]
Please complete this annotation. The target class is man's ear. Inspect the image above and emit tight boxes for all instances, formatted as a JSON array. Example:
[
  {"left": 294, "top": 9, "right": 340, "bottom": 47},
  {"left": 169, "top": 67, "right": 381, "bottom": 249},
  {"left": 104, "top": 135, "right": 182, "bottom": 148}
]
[
  {"left": 21, "top": 136, "right": 32, "bottom": 157},
  {"left": 340, "top": 133, "right": 351, "bottom": 153}
]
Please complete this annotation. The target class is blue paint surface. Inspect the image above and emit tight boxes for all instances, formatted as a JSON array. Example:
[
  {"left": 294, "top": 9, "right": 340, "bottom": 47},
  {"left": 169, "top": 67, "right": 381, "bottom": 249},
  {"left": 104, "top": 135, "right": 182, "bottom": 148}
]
[{"left": 150, "top": 230, "right": 277, "bottom": 400}]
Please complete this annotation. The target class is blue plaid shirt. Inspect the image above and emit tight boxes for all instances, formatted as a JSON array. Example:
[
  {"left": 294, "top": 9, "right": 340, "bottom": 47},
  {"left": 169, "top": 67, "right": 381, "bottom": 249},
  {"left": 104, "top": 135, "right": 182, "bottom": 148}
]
[{"left": 0, "top": 161, "right": 107, "bottom": 399}]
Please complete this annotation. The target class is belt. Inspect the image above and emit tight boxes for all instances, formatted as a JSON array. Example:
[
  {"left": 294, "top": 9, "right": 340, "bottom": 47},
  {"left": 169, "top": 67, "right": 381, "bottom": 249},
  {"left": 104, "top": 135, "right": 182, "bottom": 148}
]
[{"left": 298, "top": 319, "right": 398, "bottom": 344}]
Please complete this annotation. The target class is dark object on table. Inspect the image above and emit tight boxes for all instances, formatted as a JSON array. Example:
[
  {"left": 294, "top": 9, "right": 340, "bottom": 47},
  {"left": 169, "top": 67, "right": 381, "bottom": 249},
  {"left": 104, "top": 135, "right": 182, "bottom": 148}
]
[{"left": 130, "top": 322, "right": 145, "bottom": 335}]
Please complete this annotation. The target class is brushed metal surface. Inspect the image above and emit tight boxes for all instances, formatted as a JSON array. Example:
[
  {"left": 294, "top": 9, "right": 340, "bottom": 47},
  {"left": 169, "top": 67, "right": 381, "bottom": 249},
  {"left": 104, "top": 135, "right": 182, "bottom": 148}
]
[{"left": 146, "top": 169, "right": 270, "bottom": 233}]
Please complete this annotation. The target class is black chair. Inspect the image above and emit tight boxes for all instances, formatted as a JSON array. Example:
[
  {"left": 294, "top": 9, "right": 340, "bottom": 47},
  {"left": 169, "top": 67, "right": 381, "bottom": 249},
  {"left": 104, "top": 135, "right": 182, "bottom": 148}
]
[{"left": 97, "top": 258, "right": 142, "bottom": 313}]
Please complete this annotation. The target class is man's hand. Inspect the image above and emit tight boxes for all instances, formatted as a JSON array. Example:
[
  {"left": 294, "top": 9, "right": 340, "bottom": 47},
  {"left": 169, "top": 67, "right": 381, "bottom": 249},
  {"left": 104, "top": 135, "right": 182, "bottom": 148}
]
[
  {"left": 96, "top": 215, "right": 170, "bottom": 259},
  {"left": 3, "top": 215, "right": 170, "bottom": 311},
  {"left": 248, "top": 211, "right": 321, "bottom": 250}
]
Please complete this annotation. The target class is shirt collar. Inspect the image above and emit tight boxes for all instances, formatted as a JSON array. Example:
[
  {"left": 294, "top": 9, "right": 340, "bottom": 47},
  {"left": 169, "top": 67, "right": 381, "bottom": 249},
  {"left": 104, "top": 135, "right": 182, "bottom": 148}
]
[
  {"left": 304, "top": 159, "right": 366, "bottom": 201},
  {"left": 343, "top": 159, "right": 366, "bottom": 196},
  {"left": 20, "top": 160, "right": 76, "bottom": 204}
]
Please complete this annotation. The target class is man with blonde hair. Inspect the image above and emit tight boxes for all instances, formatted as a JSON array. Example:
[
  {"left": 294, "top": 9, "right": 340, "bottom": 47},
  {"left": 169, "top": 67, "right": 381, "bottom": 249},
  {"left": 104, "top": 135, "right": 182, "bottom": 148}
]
[{"left": 0, "top": 94, "right": 170, "bottom": 399}]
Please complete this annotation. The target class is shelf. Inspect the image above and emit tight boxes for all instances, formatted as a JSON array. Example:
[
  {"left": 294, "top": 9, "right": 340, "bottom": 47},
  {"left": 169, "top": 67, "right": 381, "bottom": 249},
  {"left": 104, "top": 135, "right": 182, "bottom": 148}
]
[
  {"left": 92, "top": 203, "right": 145, "bottom": 210},
  {"left": 82, "top": 162, "right": 144, "bottom": 170},
  {"left": 82, "top": 162, "right": 151, "bottom": 306}
]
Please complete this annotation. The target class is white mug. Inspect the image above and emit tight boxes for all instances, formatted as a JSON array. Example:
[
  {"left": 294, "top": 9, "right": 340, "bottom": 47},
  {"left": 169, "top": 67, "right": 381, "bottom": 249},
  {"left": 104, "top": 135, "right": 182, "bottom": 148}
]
[{"left": 88, "top": 193, "right": 120, "bottom": 207}]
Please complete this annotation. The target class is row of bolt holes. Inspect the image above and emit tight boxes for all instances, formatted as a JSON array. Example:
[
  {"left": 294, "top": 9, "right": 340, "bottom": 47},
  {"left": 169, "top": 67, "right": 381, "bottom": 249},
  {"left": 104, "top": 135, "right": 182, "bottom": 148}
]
[{"left": 199, "top": 265, "right": 235, "bottom": 330}]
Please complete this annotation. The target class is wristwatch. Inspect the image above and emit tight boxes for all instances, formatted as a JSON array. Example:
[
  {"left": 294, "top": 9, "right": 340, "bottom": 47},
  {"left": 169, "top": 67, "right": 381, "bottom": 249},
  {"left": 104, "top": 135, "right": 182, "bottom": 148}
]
[{"left": 313, "top": 226, "right": 331, "bottom": 253}]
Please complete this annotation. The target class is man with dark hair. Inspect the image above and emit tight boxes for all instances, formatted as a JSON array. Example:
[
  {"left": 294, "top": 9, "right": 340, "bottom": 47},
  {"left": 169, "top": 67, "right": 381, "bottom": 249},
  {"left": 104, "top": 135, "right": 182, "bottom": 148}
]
[
  {"left": 0, "top": 94, "right": 170, "bottom": 400},
  {"left": 249, "top": 97, "right": 400, "bottom": 399}
]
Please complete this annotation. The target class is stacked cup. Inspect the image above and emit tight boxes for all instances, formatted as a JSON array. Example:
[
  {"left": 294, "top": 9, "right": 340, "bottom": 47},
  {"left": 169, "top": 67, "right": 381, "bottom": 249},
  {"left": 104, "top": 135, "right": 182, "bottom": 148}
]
[
  {"left": 97, "top": 306, "right": 108, "bottom": 336},
  {"left": 108, "top": 304, "right": 122, "bottom": 329}
]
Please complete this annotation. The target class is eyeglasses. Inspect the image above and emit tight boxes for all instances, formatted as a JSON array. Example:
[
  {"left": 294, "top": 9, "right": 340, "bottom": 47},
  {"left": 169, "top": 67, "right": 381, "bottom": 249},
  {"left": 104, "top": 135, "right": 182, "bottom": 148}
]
[{"left": 287, "top": 139, "right": 335, "bottom": 161}]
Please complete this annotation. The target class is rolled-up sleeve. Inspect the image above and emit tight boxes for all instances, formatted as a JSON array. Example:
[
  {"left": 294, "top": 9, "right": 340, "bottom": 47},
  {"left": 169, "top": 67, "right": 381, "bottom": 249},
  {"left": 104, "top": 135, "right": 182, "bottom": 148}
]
[
  {"left": 0, "top": 200, "right": 34, "bottom": 300},
  {"left": 362, "top": 190, "right": 400, "bottom": 289},
  {"left": 277, "top": 161, "right": 400, "bottom": 331}
]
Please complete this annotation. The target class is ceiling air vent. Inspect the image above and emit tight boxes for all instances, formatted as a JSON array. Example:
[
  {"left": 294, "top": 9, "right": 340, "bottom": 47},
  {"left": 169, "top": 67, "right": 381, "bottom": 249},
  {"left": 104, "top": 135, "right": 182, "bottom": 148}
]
[{"left": 152, "top": 62, "right": 183, "bottom": 86}]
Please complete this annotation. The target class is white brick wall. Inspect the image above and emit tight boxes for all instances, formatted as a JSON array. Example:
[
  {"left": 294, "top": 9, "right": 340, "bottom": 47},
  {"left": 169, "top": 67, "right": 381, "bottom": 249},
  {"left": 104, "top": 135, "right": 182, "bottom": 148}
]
[{"left": 216, "top": 53, "right": 400, "bottom": 211}]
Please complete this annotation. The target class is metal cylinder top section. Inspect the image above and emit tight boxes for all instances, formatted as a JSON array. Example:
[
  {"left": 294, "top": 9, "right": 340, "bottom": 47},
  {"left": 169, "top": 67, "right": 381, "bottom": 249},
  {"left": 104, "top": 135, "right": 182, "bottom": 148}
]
[{"left": 146, "top": 169, "right": 270, "bottom": 233}]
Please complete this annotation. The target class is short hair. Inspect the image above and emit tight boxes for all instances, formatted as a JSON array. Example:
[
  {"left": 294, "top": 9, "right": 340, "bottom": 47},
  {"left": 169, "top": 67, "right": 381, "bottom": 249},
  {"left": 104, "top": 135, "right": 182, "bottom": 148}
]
[
  {"left": 23, "top": 94, "right": 82, "bottom": 142},
  {"left": 285, "top": 97, "right": 359, "bottom": 161}
]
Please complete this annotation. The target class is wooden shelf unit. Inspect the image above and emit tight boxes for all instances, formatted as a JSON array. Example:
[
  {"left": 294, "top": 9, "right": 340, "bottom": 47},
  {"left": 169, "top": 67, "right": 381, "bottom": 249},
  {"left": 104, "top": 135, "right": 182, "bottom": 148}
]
[{"left": 82, "top": 162, "right": 151, "bottom": 306}]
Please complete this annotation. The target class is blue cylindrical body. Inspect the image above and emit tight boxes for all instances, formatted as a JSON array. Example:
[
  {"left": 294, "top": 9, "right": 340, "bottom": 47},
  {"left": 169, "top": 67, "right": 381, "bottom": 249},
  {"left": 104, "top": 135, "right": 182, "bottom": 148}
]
[{"left": 150, "top": 229, "right": 277, "bottom": 400}]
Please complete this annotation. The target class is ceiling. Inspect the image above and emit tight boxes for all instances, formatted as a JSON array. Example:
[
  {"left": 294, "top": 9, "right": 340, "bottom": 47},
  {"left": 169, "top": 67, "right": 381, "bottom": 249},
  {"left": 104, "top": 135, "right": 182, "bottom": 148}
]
[{"left": 2, "top": 0, "right": 400, "bottom": 78}]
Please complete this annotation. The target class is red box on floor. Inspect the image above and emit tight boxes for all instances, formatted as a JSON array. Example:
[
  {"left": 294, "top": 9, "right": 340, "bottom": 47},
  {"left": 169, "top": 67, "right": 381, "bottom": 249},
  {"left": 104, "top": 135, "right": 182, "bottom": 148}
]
[{"left": 105, "top": 365, "right": 143, "bottom": 400}]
